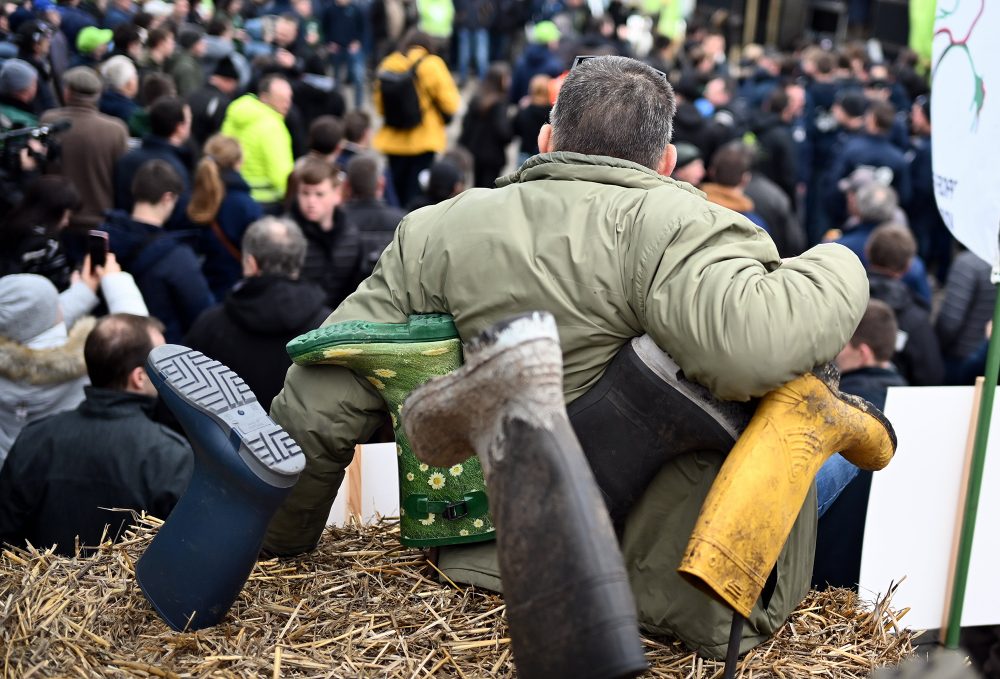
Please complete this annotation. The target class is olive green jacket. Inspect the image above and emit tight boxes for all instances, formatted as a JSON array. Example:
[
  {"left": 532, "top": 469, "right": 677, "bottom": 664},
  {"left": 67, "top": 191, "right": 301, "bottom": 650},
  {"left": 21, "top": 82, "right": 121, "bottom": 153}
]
[{"left": 266, "top": 152, "right": 868, "bottom": 650}]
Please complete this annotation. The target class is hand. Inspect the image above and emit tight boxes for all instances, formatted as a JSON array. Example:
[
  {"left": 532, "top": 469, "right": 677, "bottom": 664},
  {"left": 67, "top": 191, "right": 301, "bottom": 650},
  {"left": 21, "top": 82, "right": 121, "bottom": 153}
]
[
  {"left": 348, "top": 40, "right": 360, "bottom": 53},
  {"left": 101, "top": 252, "right": 122, "bottom": 276},
  {"left": 78, "top": 254, "right": 100, "bottom": 292},
  {"left": 275, "top": 48, "right": 296, "bottom": 68},
  {"left": 19, "top": 147, "right": 37, "bottom": 172}
]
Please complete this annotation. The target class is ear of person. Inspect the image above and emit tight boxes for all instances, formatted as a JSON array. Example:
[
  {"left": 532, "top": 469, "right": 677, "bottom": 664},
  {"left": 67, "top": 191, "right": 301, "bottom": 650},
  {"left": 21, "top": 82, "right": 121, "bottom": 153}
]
[
  {"left": 658, "top": 144, "right": 677, "bottom": 177},
  {"left": 537, "top": 123, "right": 553, "bottom": 154}
]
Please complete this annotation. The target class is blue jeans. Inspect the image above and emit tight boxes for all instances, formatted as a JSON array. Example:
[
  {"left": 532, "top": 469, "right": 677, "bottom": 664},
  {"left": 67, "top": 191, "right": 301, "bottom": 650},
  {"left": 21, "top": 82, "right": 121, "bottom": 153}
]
[
  {"left": 816, "top": 454, "right": 860, "bottom": 517},
  {"left": 331, "top": 49, "right": 367, "bottom": 106},
  {"left": 457, "top": 27, "right": 489, "bottom": 81}
]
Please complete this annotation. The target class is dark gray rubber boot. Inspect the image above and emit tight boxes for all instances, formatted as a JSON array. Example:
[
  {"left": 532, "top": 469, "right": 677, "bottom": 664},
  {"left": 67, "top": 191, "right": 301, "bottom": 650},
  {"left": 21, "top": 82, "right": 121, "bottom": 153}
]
[
  {"left": 568, "top": 334, "right": 755, "bottom": 529},
  {"left": 403, "top": 312, "right": 648, "bottom": 679},
  {"left": 137, "top": 345, "right": 305, "bottom": 631}
]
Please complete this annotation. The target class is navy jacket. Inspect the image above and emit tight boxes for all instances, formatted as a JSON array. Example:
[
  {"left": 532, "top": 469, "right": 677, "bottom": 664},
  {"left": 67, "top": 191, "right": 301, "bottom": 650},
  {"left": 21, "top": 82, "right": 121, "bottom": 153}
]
[
  {"left": 510, "top": 44, "right": 563, "bottom": 103},
  {"left": 0, "top": 388, "right": 192, "bottom": 556},
  {"left": 99, "top": 89, "right": 141, "bottom": 125},
  {"left": 102, "top": 210, "right": 215, "bottom": 342},
  {"left": 196, "top": 169, "right": 264, "bottom": 299},
  {"left": 58, "top": 5, "right": 98, "bottom": 48},
  {"left": 834, "top": 221, "right": 932, "bottom": 304},
  {"left": 826, "top": 132, "right": 912, "bottom": 222},
  {"left": 113, "top": 135, "right": 193, "bottom": 229},
  {"left": 322, "top": 2, "right": 365, "bottom": 46}
]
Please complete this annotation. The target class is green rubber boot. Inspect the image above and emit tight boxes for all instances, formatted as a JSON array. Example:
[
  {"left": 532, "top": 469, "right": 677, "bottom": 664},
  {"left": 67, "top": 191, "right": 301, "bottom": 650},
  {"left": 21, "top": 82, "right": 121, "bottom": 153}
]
[{"left": 287, "top": 315, "right": 495, "bottom": 547}]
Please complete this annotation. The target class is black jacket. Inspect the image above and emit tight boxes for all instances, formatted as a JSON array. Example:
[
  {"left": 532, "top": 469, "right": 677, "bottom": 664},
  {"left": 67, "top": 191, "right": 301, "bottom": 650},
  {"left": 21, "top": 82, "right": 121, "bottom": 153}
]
[
  {"left": 0, "top": 388, "right": 193, "bottom": 556},
  {"left": 113, "top": 134, "right": 194, "bottom": 229},
  {"left": 751, "top": 110, "right": 798, "bottom": 201},
  {"left": 868, "top": 272, "right": 945, "bottom": 386},
  {"left": 187, "top": 82, "right": 232, "bottom": 147},
  {"left": 459, "top": 97, "right": 513, "bottom": 185},
  {"left": 340, "top": 198, "right": 405, "bottom": 277},
  {"left": 102, "top": 210, "right": 215, "bottom": 343},
  {"left": 184, "top": 276, "right": 330, "bottom": 411},
  {"left": 286, "top": 205, "right": 364, "bottom": 308},
  {"left": 745, "top": 173, "right": 805, "bottom": 258}
]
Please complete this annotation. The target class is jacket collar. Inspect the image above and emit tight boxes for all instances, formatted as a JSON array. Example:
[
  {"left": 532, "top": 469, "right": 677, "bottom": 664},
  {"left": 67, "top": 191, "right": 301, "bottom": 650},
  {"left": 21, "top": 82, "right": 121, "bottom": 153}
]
[
  {"left": 0, "top": 316, "right": 95, "bottom": 385},
  {"left": 79, "top": 386, "right": 158, "bottom": 418},
  {"left": 497, "top": 152, "right": 704, "bottom": 197}
]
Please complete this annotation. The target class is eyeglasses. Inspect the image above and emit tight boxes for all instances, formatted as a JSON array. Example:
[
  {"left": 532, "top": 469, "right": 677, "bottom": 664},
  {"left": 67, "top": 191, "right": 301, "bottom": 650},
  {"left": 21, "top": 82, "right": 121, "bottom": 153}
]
[{"left": 571, "top": 55, "right": 669, "bottom": 82}]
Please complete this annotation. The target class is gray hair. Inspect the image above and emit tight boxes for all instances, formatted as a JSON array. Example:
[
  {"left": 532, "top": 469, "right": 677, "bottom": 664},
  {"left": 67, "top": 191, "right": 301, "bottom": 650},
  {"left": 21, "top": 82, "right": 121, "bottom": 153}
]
[
  {"left": 549, "top": 56, "right": 676, "bottom": 171},
  {"left": 100, "top": 55, "right": 138, "bottom": 92},
  {"left": 856, "top": 182, "right": 899, "bottom": 224},
  {"left": 242, "top": 217, "right": 307, "bottom": 278}
]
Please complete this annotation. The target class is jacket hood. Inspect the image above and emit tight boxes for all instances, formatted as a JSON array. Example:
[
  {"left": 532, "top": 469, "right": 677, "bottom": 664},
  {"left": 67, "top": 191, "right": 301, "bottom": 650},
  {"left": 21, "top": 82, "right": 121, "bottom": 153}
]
[
  {"left": 222, "top": 167, "right": 252, "bottom": 192},
  {"left": 701, "top": 183, "right": 755, "bottom": 213},
  {"left": 223, "top": 94, "right": 282, "bottom": 134},
  {"left": 102, "top": 210, "right": 159, "bottom": 262},
  {"left": 0, "top": 316, "right": 95, "bottom": 385},
  {"left": 225, "top": 275, "right": 328, "bottom": 335},
  {"left": 523, "top": 43, "right": 557, "bottom": 67},
  {"left": 497, "top": 152, "right": 705, "bottom": 198}
]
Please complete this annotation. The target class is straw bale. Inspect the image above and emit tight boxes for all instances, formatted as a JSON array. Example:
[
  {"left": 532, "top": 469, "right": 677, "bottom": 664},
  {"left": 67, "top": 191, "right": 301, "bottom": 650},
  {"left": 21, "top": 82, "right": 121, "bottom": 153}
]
[{"left": 0, "top": 514, "right": 915, "bottom": 677}]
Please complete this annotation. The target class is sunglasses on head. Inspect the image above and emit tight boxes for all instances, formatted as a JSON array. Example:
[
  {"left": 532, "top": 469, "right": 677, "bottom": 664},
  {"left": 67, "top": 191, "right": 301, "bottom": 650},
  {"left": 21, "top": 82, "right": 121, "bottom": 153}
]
[{"left": 571, "top": 55, "right": 669, "bottom": 82}]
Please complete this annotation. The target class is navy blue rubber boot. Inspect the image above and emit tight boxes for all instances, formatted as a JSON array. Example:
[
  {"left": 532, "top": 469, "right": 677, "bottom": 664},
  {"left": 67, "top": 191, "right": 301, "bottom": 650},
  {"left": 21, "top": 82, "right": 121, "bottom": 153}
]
[{"left": 137, "top": 345, "right": 305, "bottom": 631}]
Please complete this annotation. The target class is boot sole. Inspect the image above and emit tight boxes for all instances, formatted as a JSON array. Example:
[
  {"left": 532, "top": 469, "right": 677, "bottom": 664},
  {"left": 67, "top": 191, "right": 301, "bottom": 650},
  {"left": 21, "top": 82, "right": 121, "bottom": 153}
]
[{"left": 147, "top": 345, "right": 305, "bottom": 482}]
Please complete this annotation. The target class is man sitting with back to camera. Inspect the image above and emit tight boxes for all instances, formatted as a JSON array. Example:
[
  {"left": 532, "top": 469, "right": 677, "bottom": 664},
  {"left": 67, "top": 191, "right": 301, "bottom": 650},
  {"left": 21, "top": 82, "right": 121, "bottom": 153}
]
[{"left": 246, "top": 56, "right": 872, "bottom": 655}]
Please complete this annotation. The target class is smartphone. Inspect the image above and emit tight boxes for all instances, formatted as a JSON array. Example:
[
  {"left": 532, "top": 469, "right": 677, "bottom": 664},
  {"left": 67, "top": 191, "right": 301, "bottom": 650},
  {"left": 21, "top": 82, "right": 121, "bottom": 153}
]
[{"left": 87, "top": 230, "right": 109, "bottom": 269}]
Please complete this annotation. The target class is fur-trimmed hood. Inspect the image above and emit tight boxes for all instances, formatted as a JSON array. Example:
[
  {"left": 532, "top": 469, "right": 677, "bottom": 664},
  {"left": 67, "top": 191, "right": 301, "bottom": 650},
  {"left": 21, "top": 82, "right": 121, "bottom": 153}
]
[{"left": 0, "top": 316, "right": 96, "bottom": 385}]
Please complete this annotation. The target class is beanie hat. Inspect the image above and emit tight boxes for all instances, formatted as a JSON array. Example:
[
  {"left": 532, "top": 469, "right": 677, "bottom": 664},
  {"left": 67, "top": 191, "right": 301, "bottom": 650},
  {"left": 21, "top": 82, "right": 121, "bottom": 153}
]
[
  {"left": 531, "top": 21, "right": 560, "bottom": 45},
  {"left": 62, "top": 65, "right": 103, "bottom": 96},
  {"left": 76, "top": 26, "right": 114, "bottom": 54},
  {"left": 178, "top": 26, "right": 204, "bottom": 50},
  {"left": 213, "top": 54, "right": 239, "bottom": 80},
  {"left": 0, "top": 274, "right": 61, "bottom": 344},
  {"left": 673, "top": 142, "right": 702, "bottom": 170},
  {"left": 0, "top": 58, "right": 38, "bottom": 95}
]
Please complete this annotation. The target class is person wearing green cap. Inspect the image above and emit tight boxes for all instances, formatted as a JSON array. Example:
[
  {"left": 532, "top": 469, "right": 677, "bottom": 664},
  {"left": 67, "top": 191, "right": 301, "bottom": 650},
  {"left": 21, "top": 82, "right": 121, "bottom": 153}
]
[
  {"left": 74, "top": 26, "right": 113, "bottom": 68},
  {"left": 509, "top": 21, "right": 564, "bottom": 103}
]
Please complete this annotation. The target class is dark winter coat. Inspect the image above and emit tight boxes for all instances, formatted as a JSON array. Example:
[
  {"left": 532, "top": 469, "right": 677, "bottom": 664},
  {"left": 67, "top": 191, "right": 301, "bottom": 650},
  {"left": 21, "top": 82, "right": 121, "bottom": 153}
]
[
  {"left": 454, "top": 0, "right": 495, "bottom": 29},
  {"left": 459, "top": 97, "right": 513, "bottom": 187},
  {"left": 286, "top": 205, "right": 364, "bottom": 308},
  {"left": 340, "top": 197, "right": 405, "bottom": 277},
  {"left": 812, "top": 365, "right": 906, "bottom": 590},
  {"left": 825, "top": 132, "right": 912, "bottom": 222},
  {"left": 510, "top": 44, "right": 563, "bottom": 103},
  {"left": 868, "top": 272, "right": 944, "bottom": 386},
  {"left": 322, "top": 1, "right": 365, "bottom": 46},
  {"left": 0, "top": 387, "right": 193, "bottom": 556},
  {"left": 751, "top": 110, "right": 798, "bottom": 201},
  {"left": 101, "top": 210, "right": 215, "bottom": 342},
  {"left": 195, "top": 169, "right": 263, "bottom": 300},
  {"left": 512, "top": 102, "right": 550, "bottom": 156},
  {"left": 834, "top": 222, "right": 932, "bottom": 304},
  {"left": 99, "top": 89, "right": 141, "bottom": 126},
  {"left": 936, "top": 250, "right": 997, "bottom": 361},
  {"left": 184, "top": 276, "right": 330, "bottom": 411},
  {"left": 0, "top": 225, "right": 71, "bottom": 290},
  {"left": 113, "top": 135, "right": 193, "bottom": 230},
  {"left": 745, "top": 173, "right": 805, "bottom": 258},
  {"left": 187, "top": 82, "right": 232, "bottom": 147}
]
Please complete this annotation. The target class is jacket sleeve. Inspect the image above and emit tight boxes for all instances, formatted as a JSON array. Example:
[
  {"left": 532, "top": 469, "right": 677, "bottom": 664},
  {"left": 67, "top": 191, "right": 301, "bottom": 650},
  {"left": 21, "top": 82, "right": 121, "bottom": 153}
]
[
  {"left": 632, "top": 201, "right": 869, "bottom": 401},
  {"left": 167, "top": 248, "right": 216, "bottom": 333},
  {"left": 426, "top": 56, "right": 461, "bottom": 118},
  {"left": 266, "top": 226, "right": 414, "bottom": 555},
  {"left": 936, "top": 258, "right": 978, "bottom": 352},
  {"left": 264, "top": 125, "right": 295, "bottom": 197},
  {"left": 0, "top": 436, "right": 43, "bottom": 547},
  {"left": 101, "top": 271, "right": 149, "bottom": 315}
]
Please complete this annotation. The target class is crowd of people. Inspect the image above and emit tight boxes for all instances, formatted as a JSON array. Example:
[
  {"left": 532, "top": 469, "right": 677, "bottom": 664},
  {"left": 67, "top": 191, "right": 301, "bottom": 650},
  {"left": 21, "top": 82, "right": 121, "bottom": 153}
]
[{"left": 0, "top": 0, "right": 992, "bottom": 633}]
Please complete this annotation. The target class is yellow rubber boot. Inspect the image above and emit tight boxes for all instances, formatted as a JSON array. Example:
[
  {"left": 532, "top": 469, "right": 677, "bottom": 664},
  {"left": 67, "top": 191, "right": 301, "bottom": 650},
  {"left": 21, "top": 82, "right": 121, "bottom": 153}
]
[{"left": 677, "top": 367, "right": 896, "bottom": 617}]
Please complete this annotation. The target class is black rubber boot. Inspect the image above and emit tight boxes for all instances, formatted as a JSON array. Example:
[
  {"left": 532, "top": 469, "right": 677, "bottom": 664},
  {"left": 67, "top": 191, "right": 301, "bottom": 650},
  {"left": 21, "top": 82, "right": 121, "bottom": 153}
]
[
  {"left": 568, "top": 334, "right": 755, "bottom": 529},
  {"left": 403, "top": 312, "right": 648, "bottom": 679},
  {"left": 137, "top": 345, "right": 305, "bottom": 631}
]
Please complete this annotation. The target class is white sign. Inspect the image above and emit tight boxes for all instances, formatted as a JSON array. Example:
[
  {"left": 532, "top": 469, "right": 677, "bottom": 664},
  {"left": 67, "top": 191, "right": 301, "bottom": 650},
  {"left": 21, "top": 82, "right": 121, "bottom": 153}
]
[
  {"left": 859, "top": 387, "right": 1000, "bottom": 629},
  {"left": 932, "top": 1, "right": 1000, "bottom": 266}
]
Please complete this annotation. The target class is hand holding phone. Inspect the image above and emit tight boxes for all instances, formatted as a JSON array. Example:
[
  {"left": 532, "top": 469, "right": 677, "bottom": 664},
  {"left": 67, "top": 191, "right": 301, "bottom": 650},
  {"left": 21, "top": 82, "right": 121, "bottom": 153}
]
[{"left": 87, "top": 230, "right": 109, "bottom": 270}]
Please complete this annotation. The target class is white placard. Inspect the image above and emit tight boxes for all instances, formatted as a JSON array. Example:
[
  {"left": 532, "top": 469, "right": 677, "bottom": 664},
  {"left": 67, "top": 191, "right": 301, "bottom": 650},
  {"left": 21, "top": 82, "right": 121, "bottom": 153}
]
[
  {"left": 327, "top": 442, "right": 401, "bottom": 526},
  {"left": 932, "top": 1, "right": 1000, "bottom": 266},
  {"left": 859, "top": 386, "right": 1000, "bottom": 629}
]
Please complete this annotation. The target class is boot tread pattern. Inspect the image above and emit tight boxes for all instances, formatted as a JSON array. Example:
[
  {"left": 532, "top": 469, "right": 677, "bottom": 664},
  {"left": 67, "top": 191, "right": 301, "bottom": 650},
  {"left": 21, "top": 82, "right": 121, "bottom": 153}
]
[
  {"left": 155, "top": 349, "right": 255, "bottom": 415},
  {"left": 248, "top": 425, "right": 303, "bottom": 468}
]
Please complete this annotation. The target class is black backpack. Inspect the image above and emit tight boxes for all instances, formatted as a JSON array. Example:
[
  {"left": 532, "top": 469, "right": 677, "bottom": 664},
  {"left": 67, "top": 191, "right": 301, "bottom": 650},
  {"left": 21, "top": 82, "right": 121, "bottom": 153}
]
[{"left": 378, "top": 55, "right": 427, "bottom": 130}]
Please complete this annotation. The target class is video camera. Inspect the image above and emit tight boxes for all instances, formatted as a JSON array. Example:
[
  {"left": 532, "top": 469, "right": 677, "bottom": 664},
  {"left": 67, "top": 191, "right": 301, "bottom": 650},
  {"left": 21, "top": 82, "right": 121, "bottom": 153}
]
[{"left": 0, "top": 118, "right": 71, "bottom": 175}]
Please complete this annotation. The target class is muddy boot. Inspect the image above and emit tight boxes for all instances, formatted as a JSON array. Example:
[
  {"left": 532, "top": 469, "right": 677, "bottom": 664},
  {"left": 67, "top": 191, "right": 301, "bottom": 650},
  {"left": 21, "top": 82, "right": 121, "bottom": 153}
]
[
  {"left": 286, "top": 314, "right": 494, "bottom": 547},
  {"left": 403, "top": 312, "right": 648, "bottom": 679},
  {"left": 678, "top": 366, "right": 897, "bottom": 617},
  {"left": 137, "top": 346, "right": 305, "bottom": 631},
  {"left": 569, "top": 334, "right": 754, "bottom": 530}
]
